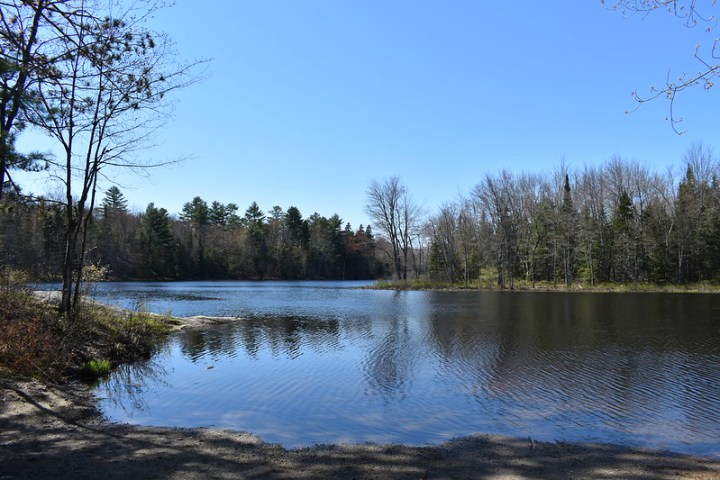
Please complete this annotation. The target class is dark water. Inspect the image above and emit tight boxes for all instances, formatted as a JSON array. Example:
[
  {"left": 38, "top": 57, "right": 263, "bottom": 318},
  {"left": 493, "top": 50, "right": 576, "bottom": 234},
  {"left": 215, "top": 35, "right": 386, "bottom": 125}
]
[{"left": 89, "top": 281, "right": 720, "bottom": 456}]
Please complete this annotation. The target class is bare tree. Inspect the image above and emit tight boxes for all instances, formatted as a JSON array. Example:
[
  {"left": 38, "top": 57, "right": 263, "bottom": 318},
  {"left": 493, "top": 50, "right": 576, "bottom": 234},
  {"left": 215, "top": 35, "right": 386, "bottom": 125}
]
[
  {"left": 365, "top": 176, "right": 422, "bottom": 280},
  {"left": 22, "top": 0, "right": 202, "bottom": 314},
  {"left": 511, "top": 173, "right": 545, "bottom": 286},
  {"left": 473, "top": 171, "right": 519, "bottom": 289},
  {"left": 427, "top": 202, "right": 458, "bottom": 283},
  {"left": 575, "top": 164, "right": 609, "bottom": 285},
  {"left": 456, "top": 196, "right": 479, "bottom": 286},
  {"left": 683, "top": 141, "right": 719, "bottom": 182}
]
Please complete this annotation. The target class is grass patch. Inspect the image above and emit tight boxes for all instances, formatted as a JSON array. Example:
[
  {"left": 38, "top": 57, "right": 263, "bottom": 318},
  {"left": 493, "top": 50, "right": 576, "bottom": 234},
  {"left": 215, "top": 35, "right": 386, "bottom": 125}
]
[{"left": 83, "top": 359, "right": 112, "bottom": 377}]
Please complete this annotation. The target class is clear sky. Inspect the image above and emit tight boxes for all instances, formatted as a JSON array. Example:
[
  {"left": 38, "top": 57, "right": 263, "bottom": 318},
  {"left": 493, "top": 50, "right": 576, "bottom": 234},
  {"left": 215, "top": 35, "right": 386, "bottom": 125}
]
[{"left": 14, "top": 0, "right": 719, "bottom": 229}]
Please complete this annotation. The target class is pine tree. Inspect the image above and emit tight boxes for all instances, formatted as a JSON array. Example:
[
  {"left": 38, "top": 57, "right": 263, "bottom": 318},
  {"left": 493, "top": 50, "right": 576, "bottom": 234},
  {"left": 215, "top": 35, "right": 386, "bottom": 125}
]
[
  {"left": 561, "top": 174, "right": 576, "bottom": 286},
  {"left": 102, "top": 186, "right": 128, "bottom": 214},
  {"left": 140, "top": 203, "right": 177, "bottom": 279}
]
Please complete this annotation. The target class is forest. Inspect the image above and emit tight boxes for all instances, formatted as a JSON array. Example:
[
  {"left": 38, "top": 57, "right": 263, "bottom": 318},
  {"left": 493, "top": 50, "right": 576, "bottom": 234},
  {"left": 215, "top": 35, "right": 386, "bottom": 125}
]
[
  {"left": 418, "top": 143, "right": 720, "bottom": 287},
  {"left": 3, "top": 143, "right": 720, "bottom": 288},
  {"left": 0, "top": 190, "right": 383, "bottom": 281}
]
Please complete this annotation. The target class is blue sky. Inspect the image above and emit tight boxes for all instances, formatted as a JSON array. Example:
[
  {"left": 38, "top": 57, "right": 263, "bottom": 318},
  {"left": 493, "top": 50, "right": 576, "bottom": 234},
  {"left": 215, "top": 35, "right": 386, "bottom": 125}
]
[{"left": 14, "top": 0, "right": 719, "bottom": 228}]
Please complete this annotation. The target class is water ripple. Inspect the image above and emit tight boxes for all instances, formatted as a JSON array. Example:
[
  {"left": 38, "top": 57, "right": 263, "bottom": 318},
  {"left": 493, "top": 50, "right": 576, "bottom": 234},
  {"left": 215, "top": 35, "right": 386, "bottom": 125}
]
[{"left": 93, "top": 283, "right": 720, "bottom": 457}]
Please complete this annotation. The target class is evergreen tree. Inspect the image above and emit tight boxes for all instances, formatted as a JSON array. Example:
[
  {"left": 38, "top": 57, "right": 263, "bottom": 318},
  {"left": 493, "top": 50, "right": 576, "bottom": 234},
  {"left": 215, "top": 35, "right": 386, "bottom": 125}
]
[
  {"left": 180, "top": 197, "right": 210, "bottom": 276},
  {"left": 244, "top": 201, "right": 266, "bottom": 228},
  {"left": 181, "top": 197, "right": 210, "bottom": 225},
  {"left": 675, "top": 167, "right": 703, "bottom": 282},
  {"left": 561, "top": 174, "right": 576, "bottom": 286},
  {"left": 244, "top": 202, "right": 267, "bottom": 277},
  {"left": 102, "top": 186, "right": 129, "bottom": 214},
  {"left": 208, "top": 201, "right": 227, "bottom": 225},
  {"left": 139, "top": 203, "right": 176, "bottom": 279},
  {"left": 98, "top": 187, "right": 133, "bottom": 278},
  {"left": 612, "top": 190, "right": 636, "bottom": 281},
  {"left": 285, "top": 206, "right": 308, "bottom": 247}
]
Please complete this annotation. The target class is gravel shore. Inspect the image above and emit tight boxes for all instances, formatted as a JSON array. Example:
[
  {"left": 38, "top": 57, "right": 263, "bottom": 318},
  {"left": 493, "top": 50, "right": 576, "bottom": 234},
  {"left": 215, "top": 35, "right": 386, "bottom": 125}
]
[{"left": 2, "top": 378, "right": 719, "bottom": 479}]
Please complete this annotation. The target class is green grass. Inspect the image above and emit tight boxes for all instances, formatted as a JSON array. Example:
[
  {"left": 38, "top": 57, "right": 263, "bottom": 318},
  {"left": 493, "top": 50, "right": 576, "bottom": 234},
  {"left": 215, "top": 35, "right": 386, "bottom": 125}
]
[{"left": 83, "top": 359, "right": 112, "bottom": 376}]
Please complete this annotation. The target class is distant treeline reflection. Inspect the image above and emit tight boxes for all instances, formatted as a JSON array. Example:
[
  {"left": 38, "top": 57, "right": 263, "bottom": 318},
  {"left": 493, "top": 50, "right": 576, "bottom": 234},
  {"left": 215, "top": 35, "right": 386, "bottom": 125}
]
[
  {"left": 175, "top": 292, "right": 719, "bottom": 410},
  {"left": 95, "top": 289, "right": 720, "bottom": 453}
]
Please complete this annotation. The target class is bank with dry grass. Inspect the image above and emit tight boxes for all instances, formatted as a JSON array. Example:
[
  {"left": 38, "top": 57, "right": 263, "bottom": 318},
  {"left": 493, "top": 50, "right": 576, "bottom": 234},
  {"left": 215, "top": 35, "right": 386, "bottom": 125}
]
[
  {"left": 372, "top": 278, "right": 720, "bottom": 293},
  {"left": 0, "top": 285, "right": 179, "bottom": 383}
]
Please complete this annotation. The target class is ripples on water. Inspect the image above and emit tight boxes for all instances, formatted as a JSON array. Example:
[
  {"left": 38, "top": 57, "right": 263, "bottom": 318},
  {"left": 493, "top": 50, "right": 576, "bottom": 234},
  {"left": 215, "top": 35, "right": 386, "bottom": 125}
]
[{"left": 90, "top": 282, "right": 720, "bottom": 456}]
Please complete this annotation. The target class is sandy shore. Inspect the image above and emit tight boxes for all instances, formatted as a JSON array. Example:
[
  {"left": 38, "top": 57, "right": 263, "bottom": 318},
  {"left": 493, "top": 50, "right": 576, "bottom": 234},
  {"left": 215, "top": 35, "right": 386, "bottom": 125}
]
[{"left": 1, "top": 379, "right": 719, "bottom": 479}]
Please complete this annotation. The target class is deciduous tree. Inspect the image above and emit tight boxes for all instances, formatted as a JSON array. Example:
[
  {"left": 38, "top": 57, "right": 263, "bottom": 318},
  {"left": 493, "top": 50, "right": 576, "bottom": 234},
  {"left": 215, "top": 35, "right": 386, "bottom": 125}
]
[
  {"left": 19, "top": 1, "right": 201, "bottom": 313},
  {"left": 365, "top": 176, "right": 422, "bottom": 280}
]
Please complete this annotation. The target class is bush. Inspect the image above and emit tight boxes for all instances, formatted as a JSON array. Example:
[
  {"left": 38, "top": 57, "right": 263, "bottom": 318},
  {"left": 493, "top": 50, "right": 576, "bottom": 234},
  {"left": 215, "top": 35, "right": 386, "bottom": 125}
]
[
  {"left": 0, "top": 288, "right": 72, "bottom": 381},
  {"left": 0, "top": 284, "right": 176, "bottom": 382}
]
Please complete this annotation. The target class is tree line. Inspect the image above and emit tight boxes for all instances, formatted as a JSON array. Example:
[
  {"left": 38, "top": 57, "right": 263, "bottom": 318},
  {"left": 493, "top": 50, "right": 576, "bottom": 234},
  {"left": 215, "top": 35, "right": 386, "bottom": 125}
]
[
  {"left": 5, "top": 144, "right": 720, "bottom": 288},
  {"left": 367, "top": 144, "right": 720, "bottom": 287},
  {"left": 0, "top": 188, "right": 383, "bottom": 281}
]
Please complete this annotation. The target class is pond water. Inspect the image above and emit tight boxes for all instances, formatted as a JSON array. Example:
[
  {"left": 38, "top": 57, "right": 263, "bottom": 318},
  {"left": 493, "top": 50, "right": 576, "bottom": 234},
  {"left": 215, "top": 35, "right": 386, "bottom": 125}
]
[{"left": 88, "top": 281, "right": 720, "bottom": 456}]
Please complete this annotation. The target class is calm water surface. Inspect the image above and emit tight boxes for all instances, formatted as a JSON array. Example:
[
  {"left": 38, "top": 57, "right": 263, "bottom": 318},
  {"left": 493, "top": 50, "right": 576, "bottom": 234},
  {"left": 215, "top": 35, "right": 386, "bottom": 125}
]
[{"left": 89, "top": 281, "right": 720, "bottom": 456}]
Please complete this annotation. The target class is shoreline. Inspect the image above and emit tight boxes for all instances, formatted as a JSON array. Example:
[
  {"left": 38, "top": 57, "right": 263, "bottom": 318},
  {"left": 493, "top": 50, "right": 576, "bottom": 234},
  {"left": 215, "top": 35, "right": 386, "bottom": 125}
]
[
  {"left": 31, "top": 290, "right": 243, "bottom": 329},
  {"left": 1, "top": 379, "right": 719, "bottom": 479},
  {"left": 368, "top": 280, "right": 720, "bottom": 294}
]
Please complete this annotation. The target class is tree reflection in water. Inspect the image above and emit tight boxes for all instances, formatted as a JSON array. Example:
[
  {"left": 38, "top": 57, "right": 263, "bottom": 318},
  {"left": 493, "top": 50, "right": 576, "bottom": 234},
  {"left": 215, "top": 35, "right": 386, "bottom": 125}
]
[
  {"left": 177, "top": 316, "right": 342, "bottom": 362},
  {"left": 93, "top": 287, "right": 720, "bottom": 455},
  {"left": 96, "top": 356, "right": 169, "bottom": 414}
]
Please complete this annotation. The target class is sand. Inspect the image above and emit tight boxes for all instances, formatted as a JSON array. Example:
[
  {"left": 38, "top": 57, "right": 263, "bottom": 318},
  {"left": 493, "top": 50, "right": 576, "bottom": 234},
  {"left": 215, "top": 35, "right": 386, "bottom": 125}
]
[{"left": 1, "top": 378, "right": 719, "bottom": 479}]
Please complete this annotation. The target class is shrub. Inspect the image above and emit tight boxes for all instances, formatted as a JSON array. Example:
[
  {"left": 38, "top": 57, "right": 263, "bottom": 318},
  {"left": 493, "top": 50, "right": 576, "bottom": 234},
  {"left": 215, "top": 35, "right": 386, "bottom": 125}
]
[
  {"left": 0, "top": 288, "right": 72, "bottom": 381},
  {"left": 0, "top": 283, "right": 176, "bottom": 382}
]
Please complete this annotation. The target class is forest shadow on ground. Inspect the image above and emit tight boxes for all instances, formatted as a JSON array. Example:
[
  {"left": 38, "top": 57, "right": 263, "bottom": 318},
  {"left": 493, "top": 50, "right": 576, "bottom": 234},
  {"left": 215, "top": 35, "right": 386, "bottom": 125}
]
[{"left": 1, "top": 381, "right": 719, "bottom": 480}]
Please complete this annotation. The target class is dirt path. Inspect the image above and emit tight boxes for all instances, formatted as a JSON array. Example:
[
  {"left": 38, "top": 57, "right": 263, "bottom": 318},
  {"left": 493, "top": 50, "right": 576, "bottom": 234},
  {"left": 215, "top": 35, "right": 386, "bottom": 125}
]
[{"left": 1, "top": 379, "right": 719, "bottom": 479}]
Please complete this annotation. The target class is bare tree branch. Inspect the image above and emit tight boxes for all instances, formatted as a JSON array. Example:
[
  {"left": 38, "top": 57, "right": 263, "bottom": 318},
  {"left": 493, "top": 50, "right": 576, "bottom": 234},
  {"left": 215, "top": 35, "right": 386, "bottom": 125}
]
[{"left": 603, "top": 0, "right": 718, "bottom": 133}]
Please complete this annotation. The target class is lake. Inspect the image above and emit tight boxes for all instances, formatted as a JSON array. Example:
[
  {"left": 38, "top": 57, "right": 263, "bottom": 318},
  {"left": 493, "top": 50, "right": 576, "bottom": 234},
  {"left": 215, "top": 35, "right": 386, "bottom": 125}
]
[{"left": 88, "top": 281, "right": 720, "bottom": 456}]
